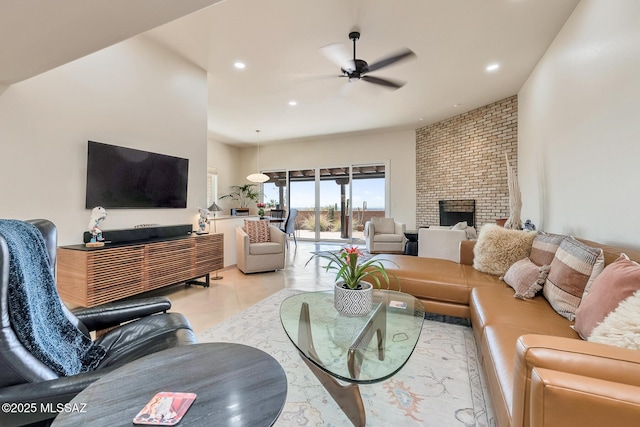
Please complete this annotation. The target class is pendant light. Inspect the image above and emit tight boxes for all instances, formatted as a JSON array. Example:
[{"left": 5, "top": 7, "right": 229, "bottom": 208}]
[{"left": 247, "top": 130, "right": 270, "bottom": 183}]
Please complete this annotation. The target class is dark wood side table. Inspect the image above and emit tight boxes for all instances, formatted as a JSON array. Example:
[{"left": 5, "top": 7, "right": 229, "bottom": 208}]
[{"left": 52, "top": 343, "right": 287, "bottom": 427}]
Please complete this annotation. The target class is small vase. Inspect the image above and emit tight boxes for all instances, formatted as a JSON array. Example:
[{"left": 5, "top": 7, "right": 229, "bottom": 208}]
[{"left": 334, "top": 281, "right": 373, "bottom": 317}]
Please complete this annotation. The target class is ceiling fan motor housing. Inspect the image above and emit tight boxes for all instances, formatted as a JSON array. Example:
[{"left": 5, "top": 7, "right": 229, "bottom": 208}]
[
  {"left": 329, "top": 30, "right": 415, "bottom": 88},
  {"left": 342, "top": 59, "right": 369, "bottom": 79}
]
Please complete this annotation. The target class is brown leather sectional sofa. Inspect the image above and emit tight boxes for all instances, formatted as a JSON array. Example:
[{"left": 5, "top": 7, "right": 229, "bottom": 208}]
[{"left": 378, "top": 240, "right": 640, "bottom": 427}]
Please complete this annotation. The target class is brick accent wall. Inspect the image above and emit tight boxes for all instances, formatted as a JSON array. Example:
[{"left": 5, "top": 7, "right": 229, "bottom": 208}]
[{"left": 416, "top": 95, "right": 518, "bottom": 228}]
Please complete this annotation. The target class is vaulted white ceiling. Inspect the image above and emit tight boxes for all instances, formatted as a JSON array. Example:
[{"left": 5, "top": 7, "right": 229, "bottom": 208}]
[
  {"left": 0, "top": 0, "right": 222, "bottom": 86},
  {"left": 2, "top": 0, "right": 580, "bottom": 145}
]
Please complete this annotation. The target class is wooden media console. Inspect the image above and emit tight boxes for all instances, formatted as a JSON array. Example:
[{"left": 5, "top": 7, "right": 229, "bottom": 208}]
[{"left": 57, "top": 233, "right": 223, "bottom": 307}]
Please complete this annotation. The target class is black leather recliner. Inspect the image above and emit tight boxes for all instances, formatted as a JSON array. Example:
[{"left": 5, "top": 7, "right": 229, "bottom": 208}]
[{"left": 0, "top": 219, "right": 198, "bottom": 426}]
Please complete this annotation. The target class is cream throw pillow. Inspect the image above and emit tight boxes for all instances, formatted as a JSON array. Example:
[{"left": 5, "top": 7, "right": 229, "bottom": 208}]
[{"left": 473, "top": 224, "right": 537, "bottom": 276}]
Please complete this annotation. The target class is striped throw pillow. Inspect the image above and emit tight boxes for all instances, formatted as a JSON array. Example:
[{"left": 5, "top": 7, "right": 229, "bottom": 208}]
[
  {"left": 543, "top": 237, "right": 605, "bottom": 321},
  {"left": 244, "top": 220, "right": 271, "bottom": 243},
  {"left": 530, "top": 232, "right": 566, "bottom": 267}
]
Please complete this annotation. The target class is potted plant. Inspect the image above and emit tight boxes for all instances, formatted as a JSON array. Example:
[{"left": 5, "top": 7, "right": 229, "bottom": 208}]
[
  {"left": 306, "top": 247, "right": 396, "bottom": 317},
  {"left": 219, "top": 184, "right": 261, "bottom": 215},
  {"left": 257, "top": 203, "right": 266, "bottom": 218}
]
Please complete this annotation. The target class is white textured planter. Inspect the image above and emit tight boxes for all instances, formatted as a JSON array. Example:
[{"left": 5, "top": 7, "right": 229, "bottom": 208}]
[{"left": 334, "top": 281, "right": 373, "bottom": 317}]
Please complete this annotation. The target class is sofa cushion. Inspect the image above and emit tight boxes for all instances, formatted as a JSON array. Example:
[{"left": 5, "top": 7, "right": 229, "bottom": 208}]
[
  {"left": 372, "top": 217, "right": 395, "bottom": 234},
  {"left": 376, "top": 255, "right": 503, "bottom": 308},
  {"left": 244, "top": 219, "right": 270, "bottom": 243},
  {"left": 374, "top": 233, "right": 403, "bottom": 243},
  {"left": 470, "top": 286, "right": 578, "bottom": 342},
  {"left": 473, "top": 224, "right": 537, "bottom": 276},
  {"left": 462, "top": 264, "right": 505, "bottom": 289},
  {"left": 529, "top": 232, "right": 566, "bottom": 267},
  {"left": 249, "top": 241, "right": 283, "bottom": 255},
  {"left": 543, "top": 237, "right": 605, "bottom": 321},
  {"left": 501, "top": 257, "right": 550, "bottom": 299},
  {"left": 589, "top": 289, "right": 640, "bottom": 349},
  {"left": 379, "top": 255, "right": 467, "bottom": 297},
  {"left": 575, "top": 254, "right": 640, "bottom": 339}
]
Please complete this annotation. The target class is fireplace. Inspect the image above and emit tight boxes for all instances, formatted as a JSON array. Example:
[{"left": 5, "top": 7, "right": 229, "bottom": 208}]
[{"left": 439, "top": 200, "right": 475, "bottom": 227}]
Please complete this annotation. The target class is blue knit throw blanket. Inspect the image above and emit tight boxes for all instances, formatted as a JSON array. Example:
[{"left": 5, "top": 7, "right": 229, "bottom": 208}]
[{"left": 0, "top": 220, "right": 105, "bottom": 376}]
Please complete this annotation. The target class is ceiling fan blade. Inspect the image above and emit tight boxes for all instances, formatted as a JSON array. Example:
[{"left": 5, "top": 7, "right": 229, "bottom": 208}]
[
  {"left": 320, "top": 43, "right": 355, "bottom": 72},
  {"left": 366, "top": 48, "right": 416, "bottom": 73},
  {"left": 361, "top": 75, "right": 405, "bottom": 89}
]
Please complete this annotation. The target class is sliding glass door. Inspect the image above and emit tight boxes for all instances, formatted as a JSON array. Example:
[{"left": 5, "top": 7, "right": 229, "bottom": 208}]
[
  {"left": 266, "top": 164, "right": 386, "bottom": 242},
  {"left": 319, "top": 168, "right": 350, "bottom": 241},
  {"left": 350, "top": 164, "right": 386, "bottom": 243},
  {"left": 288, "top": 169, "right": 316, "bottom": 240}
]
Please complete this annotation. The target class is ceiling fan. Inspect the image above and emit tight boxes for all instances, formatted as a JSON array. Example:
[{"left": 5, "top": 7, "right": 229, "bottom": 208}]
[{"left": 321, "top": 31, "right": 416, "bottom": 89}]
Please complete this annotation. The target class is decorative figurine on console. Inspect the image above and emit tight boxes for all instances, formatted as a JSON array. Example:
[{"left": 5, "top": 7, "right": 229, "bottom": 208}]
[
  {"left": 196, "top": 207, "right": 210, "bottom": 235},
  {"left": 86, "top": 206, "right": 107, "bottom": 247}
]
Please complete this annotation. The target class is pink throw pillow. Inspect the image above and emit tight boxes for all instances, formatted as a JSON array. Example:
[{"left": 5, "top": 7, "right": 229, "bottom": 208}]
[{"left": 574, "top": 254, "right": 640, "bottom": 339}]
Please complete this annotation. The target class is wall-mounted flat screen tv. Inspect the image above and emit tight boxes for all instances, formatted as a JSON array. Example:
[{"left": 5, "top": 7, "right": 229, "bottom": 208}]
[{"left": 85, "top": 141, "right": 189, "bottom": 209}]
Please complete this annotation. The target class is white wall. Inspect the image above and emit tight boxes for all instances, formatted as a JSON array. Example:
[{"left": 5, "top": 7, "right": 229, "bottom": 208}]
[
  {"left": 519, "top": 0, "right": 640, "bottom": 248},
  {"left": 0, "top": 37, "right": 208, "bottom": 245},
  {"left": 207, "top": 139, "right": 243, "bottom": 212},
  {"left": 237, "top": 129, "right": 417, "bottom": 229}
]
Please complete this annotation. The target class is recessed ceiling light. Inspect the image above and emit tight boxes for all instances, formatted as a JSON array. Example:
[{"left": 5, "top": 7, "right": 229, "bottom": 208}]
[
  {"left": 288, "top": 100, "right": 297, "bottom": 106},
  {"left": 234, "top": 62, "right": 246, "bottom": 69},
  {"left": 486, "top": 63, "right": 500, "bottom": 72},
  {"left": 454, "top": 103, "right": 462, "bottom": 108}
]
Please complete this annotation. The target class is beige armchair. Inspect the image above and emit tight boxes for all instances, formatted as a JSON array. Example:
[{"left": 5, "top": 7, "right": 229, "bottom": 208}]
[
  {"left": 236, "top": 225, "right": 286, "bottom": 273},
  {"left": 364, "top": 217, "right": 405, "bottom": 254}
]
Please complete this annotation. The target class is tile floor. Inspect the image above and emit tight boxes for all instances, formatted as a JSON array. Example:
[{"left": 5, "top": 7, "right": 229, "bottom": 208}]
[{"left": 147, "top": 240, "right": 356, "bottom": 334}]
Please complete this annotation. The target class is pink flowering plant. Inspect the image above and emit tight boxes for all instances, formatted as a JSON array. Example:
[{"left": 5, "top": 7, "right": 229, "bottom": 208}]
[{"left": 306, "top": 246, "right": 397, "bottom": 290}]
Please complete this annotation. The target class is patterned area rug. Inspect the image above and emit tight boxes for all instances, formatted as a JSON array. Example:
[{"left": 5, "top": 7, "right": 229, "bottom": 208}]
[{"left": 198, "top": 289, "right": 495, "bottom": 427}]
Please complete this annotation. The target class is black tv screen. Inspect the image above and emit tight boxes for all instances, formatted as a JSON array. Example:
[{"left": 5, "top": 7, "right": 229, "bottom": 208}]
[{"left": 85, "top": 141, "right": 189, "bottom": 209}]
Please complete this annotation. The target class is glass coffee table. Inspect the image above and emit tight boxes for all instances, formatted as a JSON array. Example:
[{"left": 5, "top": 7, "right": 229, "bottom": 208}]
[{"left": 280, "top": 290, "right": 424, "bottom": 427}]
